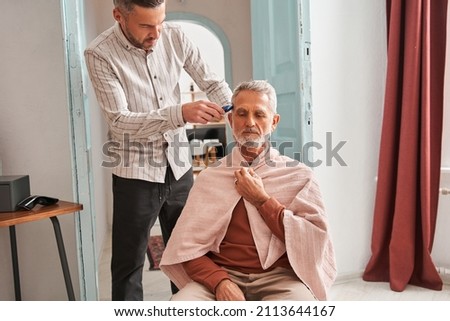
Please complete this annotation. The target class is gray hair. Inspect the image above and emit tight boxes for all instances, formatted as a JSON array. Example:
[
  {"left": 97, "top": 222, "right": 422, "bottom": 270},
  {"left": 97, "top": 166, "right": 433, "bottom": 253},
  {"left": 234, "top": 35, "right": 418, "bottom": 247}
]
[
  {"left": 113, "top": 0, "right": 164, "bottom": 12},
  {"left": 231, "top": 80, "right": 277, "bottom": 113}
]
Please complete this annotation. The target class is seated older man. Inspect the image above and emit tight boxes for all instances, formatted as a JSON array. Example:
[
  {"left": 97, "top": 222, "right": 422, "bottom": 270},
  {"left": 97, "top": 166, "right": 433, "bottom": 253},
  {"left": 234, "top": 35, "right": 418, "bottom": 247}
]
[{"left": 160, "top": 80, "right": 336, "bottom": 301}]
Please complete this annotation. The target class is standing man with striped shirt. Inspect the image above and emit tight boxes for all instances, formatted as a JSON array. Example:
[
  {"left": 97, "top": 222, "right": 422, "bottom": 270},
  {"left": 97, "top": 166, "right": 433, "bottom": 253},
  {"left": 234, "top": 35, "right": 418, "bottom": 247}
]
[{"left": 84, "top": 0, "right": 232, "bottom": 300}]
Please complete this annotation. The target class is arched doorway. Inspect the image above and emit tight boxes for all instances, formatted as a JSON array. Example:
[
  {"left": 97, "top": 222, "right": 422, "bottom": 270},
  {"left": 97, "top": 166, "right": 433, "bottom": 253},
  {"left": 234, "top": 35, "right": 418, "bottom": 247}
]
[
  {"left": 169, "top": 21, "right": 226, "bottom": 104},
  {"left": 166, "top": 15, "right": 232, "bottom": 164},
  {"left": 166, "top": 13, "right": 233, "bottom": 88}
]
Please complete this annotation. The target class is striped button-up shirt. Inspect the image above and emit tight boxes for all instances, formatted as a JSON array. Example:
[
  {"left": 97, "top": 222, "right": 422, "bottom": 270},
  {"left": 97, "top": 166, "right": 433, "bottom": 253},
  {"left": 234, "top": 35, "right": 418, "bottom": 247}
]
[{"left": 84, "top": 22, "right": 232, "bottom": 182}]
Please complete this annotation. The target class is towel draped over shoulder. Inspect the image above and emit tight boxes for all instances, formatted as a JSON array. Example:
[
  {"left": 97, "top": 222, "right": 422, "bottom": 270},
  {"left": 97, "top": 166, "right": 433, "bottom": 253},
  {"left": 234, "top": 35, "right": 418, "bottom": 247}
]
[{"left": 160, "top": 147, "right": 337, "bottom": 300}]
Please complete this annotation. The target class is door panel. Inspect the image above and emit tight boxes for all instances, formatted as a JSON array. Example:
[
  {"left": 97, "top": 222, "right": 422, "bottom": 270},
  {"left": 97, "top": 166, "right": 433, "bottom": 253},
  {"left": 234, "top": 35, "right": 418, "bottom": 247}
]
[{"left": 251, "top": 0, "right": 312, "bottom": 161}]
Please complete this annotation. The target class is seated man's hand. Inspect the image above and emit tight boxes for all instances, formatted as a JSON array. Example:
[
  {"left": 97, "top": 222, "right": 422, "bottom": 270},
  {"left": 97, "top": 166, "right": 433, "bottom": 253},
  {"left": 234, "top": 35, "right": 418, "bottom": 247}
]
[
  {"left": 234, "top": 168, "right": 270, "bottom": 207},
  {"left": 215, "top": 279, "right": 246, "bottom": 301}
]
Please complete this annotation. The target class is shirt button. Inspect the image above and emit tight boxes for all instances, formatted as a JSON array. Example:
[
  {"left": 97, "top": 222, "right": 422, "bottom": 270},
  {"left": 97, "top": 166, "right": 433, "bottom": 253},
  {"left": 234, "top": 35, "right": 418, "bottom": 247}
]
[
  {"left": 154, "top": 76, "right": 157, "bottom": 79},
  {"left": 159, "top": 97, "right": 163, "bottom": 101}
]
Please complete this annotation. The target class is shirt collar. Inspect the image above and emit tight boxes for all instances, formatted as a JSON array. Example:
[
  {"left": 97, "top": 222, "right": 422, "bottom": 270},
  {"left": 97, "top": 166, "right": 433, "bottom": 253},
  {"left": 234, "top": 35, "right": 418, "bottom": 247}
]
[
  {"left": 113, "top": 22, "right": 133, "bottom": 50},
  {"left": 113, "top": 22, "right": 154, "bottom": 54}
]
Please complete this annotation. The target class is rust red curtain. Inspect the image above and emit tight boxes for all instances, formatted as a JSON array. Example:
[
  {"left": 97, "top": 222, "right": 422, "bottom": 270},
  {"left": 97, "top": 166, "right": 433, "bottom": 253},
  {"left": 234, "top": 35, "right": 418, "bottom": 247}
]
[{"left": 363, "top": 0, "right": 448, "bottom": 291}]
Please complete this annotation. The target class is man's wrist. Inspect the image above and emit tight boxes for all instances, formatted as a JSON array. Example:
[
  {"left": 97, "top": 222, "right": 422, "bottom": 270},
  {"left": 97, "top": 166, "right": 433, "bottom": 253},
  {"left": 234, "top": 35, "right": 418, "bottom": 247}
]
[
  {"left": 254, "top": 195, "right": 271, "bottom": 208},
  {"left": 214, "top": 278, "right": 232, "bottom": 294}
]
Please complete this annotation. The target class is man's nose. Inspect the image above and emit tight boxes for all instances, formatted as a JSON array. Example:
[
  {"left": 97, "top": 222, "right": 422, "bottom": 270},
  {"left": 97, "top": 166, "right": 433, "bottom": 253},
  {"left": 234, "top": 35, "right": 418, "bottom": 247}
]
[
  {"left": 245, "top": 115, "right": 256, "bottom": 127},
  {"left": 150, "top": 26, "right": 161, "bottom": 38}
]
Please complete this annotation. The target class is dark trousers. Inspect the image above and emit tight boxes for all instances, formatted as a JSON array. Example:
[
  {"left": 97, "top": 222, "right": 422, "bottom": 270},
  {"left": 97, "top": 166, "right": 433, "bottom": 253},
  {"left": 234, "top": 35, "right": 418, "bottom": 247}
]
[{"left": 111, "top": 167, "right": 193, "bottom": 300}]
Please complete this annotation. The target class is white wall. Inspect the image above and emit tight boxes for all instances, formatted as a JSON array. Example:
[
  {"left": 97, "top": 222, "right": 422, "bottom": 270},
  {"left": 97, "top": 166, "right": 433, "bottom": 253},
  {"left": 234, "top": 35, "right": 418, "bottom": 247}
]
[
  {"left": 310, "top": 0, "right": 388, "bottom": 277},
  {"left": 311, "top": 0, "right": 450, "bottom": 278},
  {"left": 441, "top": 6, "right": 450, "bottom": 170},
  {"left": 433, "top": 7, "right": 450, "bottom": 270},
  {"left": 435, "top": 169, "right": 450, "bottom": 269},
  {"left": 0, "top": 0, "right": 79, "bottom": 300}
]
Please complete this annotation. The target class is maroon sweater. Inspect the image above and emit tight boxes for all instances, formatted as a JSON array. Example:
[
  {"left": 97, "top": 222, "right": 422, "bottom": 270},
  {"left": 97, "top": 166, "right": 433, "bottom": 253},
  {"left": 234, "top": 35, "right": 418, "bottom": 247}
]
[{"left": 182, "top": 197, "right": 291, "bottom": 293}]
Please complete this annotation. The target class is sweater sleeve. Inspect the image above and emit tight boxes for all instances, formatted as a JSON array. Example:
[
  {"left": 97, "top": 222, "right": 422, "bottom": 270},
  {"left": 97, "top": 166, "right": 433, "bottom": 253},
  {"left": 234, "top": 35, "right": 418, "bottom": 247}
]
[
  {"left": 182, "top": 255, "right": 230, "bottom": 293},
  {"left": 257, "top": 197, "right": 286, "bottom": 241}
]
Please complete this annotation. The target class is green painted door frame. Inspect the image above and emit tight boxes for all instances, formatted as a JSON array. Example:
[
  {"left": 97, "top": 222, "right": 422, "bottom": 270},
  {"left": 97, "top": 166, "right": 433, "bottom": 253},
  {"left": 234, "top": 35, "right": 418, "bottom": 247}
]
[
  {"left": 251, "top": 0, "right": 312, "bottom": 161},
  {"left": 61, "top": 0, "right": 98, "bottom": 300}
]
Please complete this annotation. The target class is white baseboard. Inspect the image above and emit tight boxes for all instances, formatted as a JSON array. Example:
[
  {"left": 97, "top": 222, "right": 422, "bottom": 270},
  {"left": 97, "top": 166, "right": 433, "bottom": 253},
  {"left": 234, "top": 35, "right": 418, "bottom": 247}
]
[
  {"left": 334, "top": 271, "right": 364, "bottom": 284},
  {"left": 334, "top": 270, "right": 450, "bottom": 286},
  {"left": 439, "top": 272, "right": 450, "bottom": 285}
]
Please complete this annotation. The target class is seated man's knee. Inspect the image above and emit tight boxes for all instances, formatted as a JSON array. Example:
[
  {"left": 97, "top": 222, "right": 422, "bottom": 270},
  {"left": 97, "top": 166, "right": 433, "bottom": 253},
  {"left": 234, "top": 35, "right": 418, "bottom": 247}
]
[{"left": 170, "top": 281, "right": 216, "bottom": 301}]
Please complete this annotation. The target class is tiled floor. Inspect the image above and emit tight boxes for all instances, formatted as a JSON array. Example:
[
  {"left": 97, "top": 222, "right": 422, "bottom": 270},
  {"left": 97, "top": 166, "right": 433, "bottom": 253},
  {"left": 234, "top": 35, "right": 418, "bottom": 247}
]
[{"left": 98, "top": 230, "right": 450, "bottom": 301}]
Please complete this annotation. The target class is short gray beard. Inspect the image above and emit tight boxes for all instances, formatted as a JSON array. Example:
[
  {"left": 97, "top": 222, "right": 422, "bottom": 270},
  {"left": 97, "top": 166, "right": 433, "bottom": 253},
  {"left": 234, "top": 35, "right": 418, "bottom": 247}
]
[{"left": 235, "top": 132, "right": 270, "bottom": 148}]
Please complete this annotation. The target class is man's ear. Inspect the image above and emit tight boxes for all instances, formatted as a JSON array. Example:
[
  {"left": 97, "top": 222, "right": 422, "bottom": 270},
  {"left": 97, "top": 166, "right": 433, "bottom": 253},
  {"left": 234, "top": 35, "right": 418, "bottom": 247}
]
[
  {"left": 271, "top": 113, "right": 280, "bottom": 131},
  {"left": 113, "top": 8, "right": 123, "bottom": 23},
  {"left": 227, "top": 112, "right": 233, "bottom": 128}
]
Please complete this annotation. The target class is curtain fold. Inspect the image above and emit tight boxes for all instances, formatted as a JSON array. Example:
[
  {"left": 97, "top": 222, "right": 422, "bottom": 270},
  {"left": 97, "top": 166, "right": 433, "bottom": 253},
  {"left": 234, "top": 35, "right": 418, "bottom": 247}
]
[{"left": 362, "top": 0, "right": 448, "bottom": 291}]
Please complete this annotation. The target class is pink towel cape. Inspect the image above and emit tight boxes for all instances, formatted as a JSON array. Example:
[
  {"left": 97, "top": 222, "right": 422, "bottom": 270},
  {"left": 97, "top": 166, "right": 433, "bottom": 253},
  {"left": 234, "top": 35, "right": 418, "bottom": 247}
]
[{"left": 160, "top": 147, "right": 337, "bottom": 300}]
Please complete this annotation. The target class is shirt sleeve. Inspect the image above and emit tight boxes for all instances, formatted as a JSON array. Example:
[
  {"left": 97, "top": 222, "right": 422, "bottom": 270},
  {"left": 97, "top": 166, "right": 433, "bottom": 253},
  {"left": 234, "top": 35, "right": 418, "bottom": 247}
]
[
  {"left": 179, "top": 30, "right": 232, "bottom": 106},
  {"left": 257, "top": 197, "right": 286, "bottom": 241},
  {"left": 182, "top": 255, "right": 230, "bottom": 294},
  {"left": 84, "top": 49, "right": 185, "bottom": 140}
]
